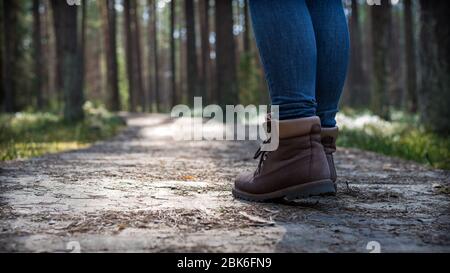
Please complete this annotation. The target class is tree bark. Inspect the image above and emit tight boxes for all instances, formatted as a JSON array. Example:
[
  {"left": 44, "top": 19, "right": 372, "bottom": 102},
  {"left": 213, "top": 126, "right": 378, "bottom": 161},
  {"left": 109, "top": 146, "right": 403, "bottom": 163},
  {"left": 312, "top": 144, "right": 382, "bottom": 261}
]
[
  {"left": 170, "top": 0, "right": 177, "bottom": 106},
  {"left": 388, "top": 8, "right": 403, "bottom": 109},
  {"left": 33, "top": 0, "right": 44, "bottom": 110},
  {"left": 185, "top": 0, "right": 199, "bottom": 104},
  {"left": 123, "top": 0, "right": 136, "bottom": 112},
  {"left": 199, "top": 0, "right": 210, "bottom": 103},
  {"left": 215, "top": 0, "right": 238, "bottom": 106},
  {"left": 2, "top": 0, "right": 20, "bottom": 112},
  {"left": 404, "top": 0, "right": 418, "bottom": 113},
  {"left": 418, "top": 0, "right": 450, "bottom": 135},
  {"left": 0, "top": 0, "right": 3, "bottom": 110},
  {"left": 370, "top": 0, "right": 391, "bottom": 120},
  {"left": 243, "top": 0, "right": 251, "bottom": 54},
  {"left": 131, "top": 0, "right": 145, "bottom": 111},
  {"left": 100, "top": 0, "right": 120, "bottom": 111},
  {"left": 50, "top": 0, "right": 84, "bottom": 121},
  {"left": 148, "top": 0, "right": 160, "bottom": 112},
  {"left": 347, "top": 0, "right": 366, "bottom": 108}
]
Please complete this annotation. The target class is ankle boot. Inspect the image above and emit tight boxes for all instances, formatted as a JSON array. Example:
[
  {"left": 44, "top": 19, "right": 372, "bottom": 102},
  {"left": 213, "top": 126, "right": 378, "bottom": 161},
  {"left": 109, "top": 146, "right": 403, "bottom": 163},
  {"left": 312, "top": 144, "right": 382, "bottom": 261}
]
[
  {"left": 321, "top": 127, "right": 338, "bottom": 187},
  {"left": 233, "top": 116, "right": 335, "bottom": 202}
]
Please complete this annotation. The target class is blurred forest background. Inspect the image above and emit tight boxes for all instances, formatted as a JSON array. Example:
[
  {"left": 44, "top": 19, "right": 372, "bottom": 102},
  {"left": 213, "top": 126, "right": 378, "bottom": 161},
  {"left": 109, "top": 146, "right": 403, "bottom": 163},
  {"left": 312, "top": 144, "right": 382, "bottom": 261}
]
[{"left": 0, "top": 0, "right": 449, "bottom": 168}]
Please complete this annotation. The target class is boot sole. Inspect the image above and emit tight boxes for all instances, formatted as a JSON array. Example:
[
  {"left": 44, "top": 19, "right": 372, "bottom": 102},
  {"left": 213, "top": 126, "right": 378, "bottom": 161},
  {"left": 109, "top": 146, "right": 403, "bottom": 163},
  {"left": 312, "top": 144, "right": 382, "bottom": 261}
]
[{"left": 232, "top": 179, "right": 336, "bottom": 202}]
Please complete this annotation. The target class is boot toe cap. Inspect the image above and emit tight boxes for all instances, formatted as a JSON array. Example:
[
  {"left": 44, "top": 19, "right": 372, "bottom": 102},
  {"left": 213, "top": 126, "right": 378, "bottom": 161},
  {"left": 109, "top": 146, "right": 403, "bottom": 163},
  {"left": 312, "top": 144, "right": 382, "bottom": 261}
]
[{"left": 234, "top": 172, "right": 255, "bottom": 192}]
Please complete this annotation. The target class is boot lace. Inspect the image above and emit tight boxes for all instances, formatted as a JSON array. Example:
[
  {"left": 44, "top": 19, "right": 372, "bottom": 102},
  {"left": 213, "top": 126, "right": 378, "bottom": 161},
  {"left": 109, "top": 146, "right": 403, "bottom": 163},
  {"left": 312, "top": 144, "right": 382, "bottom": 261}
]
[{"left": 253, "top": 138, "right": 271, "bottom": 176}]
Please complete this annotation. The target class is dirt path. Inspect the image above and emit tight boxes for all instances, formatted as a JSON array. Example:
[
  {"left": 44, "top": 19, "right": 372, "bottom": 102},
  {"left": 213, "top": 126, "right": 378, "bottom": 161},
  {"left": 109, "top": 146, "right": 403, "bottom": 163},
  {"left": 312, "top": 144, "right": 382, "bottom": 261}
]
[{"left": 1, "top": 114, "right": 449, "bottom": 253}]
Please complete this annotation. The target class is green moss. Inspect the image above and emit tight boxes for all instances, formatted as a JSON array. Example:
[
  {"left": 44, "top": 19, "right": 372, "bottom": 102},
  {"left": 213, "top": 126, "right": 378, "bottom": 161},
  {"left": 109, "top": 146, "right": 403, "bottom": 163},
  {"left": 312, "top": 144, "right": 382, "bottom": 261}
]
[{"left": 0, "top": 103, "right": 125, "bottom": 161}]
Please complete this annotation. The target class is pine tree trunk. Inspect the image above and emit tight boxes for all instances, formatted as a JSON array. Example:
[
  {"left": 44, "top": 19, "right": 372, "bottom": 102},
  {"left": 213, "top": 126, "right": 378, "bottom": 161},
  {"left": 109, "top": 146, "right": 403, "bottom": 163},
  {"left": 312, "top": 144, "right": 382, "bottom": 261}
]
[
  {"left": 347, "top": 0, "right": 366, "bottom": 108},
  {"left": 199, "top": 0, "right": 210, "bottom": 103},
  {"left": 388, "top": 8, "right": 403, "bottom": 109},
  {"left": 215, "top": 0, "right": 238, "bottom": 106},
  {"left": 33, "top": 0, "right": 44, "bottom": 110},
  {"left": 0, "top": 0, "right": 3, "bottom": 111},
  {"left": 100, "top": 0, "right": 120, "bottom": 111},
  {"left": 2, "top": 0, "right": 19, "bottom": 112},
  {"left": 418, "top": 0, "right": 450, "bottom": 135},
  {"left": 370, "top": 0, "right": 391, "bottom": 120},
  {"left": 42, "top": 0, "right": 55, "bottom": 105},
  {"left": 170, "top": 0, "right": 177, "bottom": 106},
  {"left": 185, "top": 0, "right": 199, "bottom": 104},
  {"left": 404, "top": 0, "right": 418, "bottom": 113},
  {"left": 148, "top": 0, "right": 160, "bottom": 112},
  {"left": 50, "top": 0, "right": 84, "bottom": 121},
  {"left": 243, "top": 0, "right": 251, "bottom": 54},
  {"left": 123, "top": 0, "right": 136, "bottom": 112},
  {"left": 131, "top": 0, "right": 145, "bottom": 111}
]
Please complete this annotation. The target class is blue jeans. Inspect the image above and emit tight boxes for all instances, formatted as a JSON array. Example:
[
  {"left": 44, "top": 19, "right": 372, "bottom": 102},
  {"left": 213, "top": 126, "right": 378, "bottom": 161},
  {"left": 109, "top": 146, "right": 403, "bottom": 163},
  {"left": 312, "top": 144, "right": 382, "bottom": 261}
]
[{"left": 249, "top": 0, "right": 349, "bottom": 127}]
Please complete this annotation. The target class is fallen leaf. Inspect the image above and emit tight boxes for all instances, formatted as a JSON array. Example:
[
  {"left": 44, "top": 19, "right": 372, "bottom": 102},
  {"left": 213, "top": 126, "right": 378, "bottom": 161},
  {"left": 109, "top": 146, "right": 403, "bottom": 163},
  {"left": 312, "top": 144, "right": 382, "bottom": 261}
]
[{"left": 180, "top": 175, "right": 196, "bottom": 181}]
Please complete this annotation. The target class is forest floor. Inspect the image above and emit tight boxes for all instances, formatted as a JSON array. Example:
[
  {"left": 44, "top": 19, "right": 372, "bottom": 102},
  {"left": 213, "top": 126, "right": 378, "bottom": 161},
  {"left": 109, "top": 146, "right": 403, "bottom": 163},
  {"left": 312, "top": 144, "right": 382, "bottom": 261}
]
[{"left": 0, "top": 114, "right": 449, "bottom": 253}]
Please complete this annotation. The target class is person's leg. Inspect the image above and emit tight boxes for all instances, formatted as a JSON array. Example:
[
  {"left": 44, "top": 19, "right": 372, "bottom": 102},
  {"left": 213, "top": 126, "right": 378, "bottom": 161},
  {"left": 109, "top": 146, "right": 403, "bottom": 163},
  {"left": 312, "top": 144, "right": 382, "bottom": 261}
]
[
  {"left": 306, "top": 0, "right": 350, "bottom": 128},
  {"left": 248, "top": 0, "right": 317, "bottom": 120},
  {"left": 233, "top": 0, "right": 335, "bottom": 202}
]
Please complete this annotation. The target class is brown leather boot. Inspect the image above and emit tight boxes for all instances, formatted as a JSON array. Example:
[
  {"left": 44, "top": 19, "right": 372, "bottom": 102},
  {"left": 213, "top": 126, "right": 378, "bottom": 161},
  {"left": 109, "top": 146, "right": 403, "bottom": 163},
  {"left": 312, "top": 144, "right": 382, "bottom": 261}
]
[
  {"left": 233, "top": 116, "right": 335, "bottom": 202},
  {"left": 321, "top": 127, "right": 338, "bottom": 188}
]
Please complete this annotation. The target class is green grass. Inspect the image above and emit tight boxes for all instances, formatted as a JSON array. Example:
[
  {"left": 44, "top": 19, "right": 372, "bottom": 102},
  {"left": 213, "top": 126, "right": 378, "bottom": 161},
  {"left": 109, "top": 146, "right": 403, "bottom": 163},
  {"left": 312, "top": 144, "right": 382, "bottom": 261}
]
[
  {"left": 0, "top": 102, "right": 125, "bottom": 161},
  {"left": 336, "top": 109, "right": 450, "bottom": 170}
]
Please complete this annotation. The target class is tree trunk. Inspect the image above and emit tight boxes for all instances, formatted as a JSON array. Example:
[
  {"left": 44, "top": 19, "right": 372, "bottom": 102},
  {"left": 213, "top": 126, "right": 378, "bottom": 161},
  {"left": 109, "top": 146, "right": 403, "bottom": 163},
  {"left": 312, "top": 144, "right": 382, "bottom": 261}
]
[
  {"left": 388, "top": 8, "right": 403, "bottom": 109},
  {"left": 42, "top": 0, "right": 55, "bottom": 105},
  {"left": 370, "top": 0, "right": 391, "bottom": 120},
  {"left": 404, "top": 0, "right": 418, "bottom": 113},
  {"left": 148, "top": 0, "right": 160, "bottom": 112},
  {"left": 347, "top": 0, "right": 366, "bottom": 108},
  {"left": 100, "top": 0, "right": 120, "bottom": 111},
  {"left": 123, "top": 0, "right": 136, "bottom": 112},
  {"left": 243, "top": 0, "right": 251, "bottom": 54},
  {"left": 0, "top": 0, "right": 3, "bottom": 110},
  {"left": 418, "top": 0, "right": 450, "bottom": 135},
  {"left": 199, "top": 0, "right": 210, "bottom": 103},
  {"left": 185, "top": 0, "right": 199, "bottom": 104},
  {"left": 170, "top": 0, "right": 177, "bottom": 106},
  {"left": 215, "top": 0, "right": 238, "bottom": 106},
  {"left": 33, "top": 0, "right": 44, "bottom": 110},
  {"left": 131, "top": 0, "right": 145, "bottom": 111},
  {"left": 2, "top": 0, "right": 20, "bottom": 112},
  {"left": 50, "top": 0, "right": 84, "bottom": 121}
]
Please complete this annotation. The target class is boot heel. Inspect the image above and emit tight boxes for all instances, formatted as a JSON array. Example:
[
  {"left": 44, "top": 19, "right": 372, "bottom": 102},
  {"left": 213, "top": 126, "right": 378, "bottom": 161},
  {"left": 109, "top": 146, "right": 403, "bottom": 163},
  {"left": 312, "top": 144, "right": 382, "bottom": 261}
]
[{"left": 285, "top": 179, "right": 336, "bottom": 200}]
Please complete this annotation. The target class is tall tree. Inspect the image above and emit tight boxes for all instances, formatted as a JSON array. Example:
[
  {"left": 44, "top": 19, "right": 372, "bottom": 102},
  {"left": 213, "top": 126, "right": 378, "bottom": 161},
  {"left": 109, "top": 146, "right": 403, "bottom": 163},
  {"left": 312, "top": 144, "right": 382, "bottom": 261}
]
[
  {"left": 370, "top": 0, "right": 391, "bottom": 120},
  {"left": 78, "top": 0, "right": 86, "bottom": 102},
  {"left": 215, "top": 0, "right": 238, "bottom": 105},
  {"left": 2, "top": 0, "right": 20, "bottom": 112},
  {"left": 199, "top": 0, "right": 211, "bottom": 103},
  {"left": 243, "top": 0, "right": 251, "bottom": 54},
  {"left": 148, "top": 0, "right": 160, "bottom": 111},
  {"left": 170, "top": 0, "right": 177, "bottom": 106},
  {"left": 42, "top": 0, "right": 56, "bottom": 104},
  {"left": 347, "top": 0, "right": 366, "bottom": 108},
  {"left": 388, "top": 7, "right": 403, "bottom": 108},
  {"left": 124, "top": 0, "right": 143, "bottom": 112},
  {"left": 418, "top": 0, "right": 450, "bottom": 135},
  {"left": 0, "top": 0, "right": 5, "bottom": 110},
  {"left": 185, "top": 0, "right": 199, "bottom": 104},
  {"left": 404, "top": 0, "right": 418, "bottom": 113},
  {"left": 123, "top": 0, "right": 135, "bottom": 112},
  {"left": 33, "top": 0, "right": 44, "bottom": 109},
  {"left": 50, "top": 0, "right": 84, "bottom": 121},
  {"left": 131, "top": 0, "right": 145, "bottom": 111},
  {"left": 100, "top": 0, "right": 120, "bottom": 111}
]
